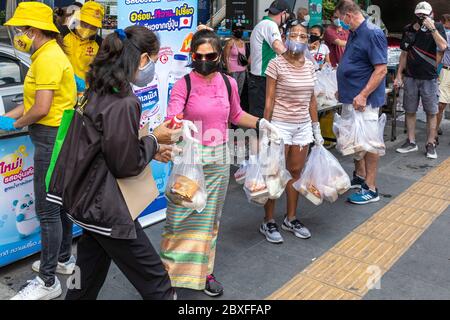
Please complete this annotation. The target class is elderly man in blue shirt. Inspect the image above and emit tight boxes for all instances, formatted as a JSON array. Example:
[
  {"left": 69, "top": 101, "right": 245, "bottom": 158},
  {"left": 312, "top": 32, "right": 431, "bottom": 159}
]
[{"left": 335, "top": 0, "right": 388, "bottom": 205}]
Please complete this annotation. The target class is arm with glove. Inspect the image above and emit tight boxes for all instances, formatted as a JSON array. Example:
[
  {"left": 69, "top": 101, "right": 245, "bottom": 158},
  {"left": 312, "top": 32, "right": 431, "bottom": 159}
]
[{"left": 310, "top": 94, "right": 324, "bottom": 145}]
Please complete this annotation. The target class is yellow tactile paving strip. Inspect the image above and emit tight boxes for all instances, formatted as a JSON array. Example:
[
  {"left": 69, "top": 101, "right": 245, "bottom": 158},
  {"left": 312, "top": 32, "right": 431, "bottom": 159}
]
[{"left": 267, "top": 158, "right": 450, "bottom": 300}]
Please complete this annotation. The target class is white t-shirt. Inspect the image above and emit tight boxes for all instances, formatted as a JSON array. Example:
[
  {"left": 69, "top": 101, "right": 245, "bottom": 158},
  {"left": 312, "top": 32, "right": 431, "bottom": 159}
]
[
  {"left": 309, "top": 43, "right": 330, "bottom": 69},
  {"left": 250, "top": 17, "right": 282, "bottom": 76}
]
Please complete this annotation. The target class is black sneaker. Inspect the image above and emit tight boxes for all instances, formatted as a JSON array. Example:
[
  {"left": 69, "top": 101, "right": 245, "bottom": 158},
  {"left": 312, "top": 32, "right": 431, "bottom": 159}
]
[
  {"left": 350, "top": 171, "right": 366, "bottom": 189},
  {"left": 204, "top": 274, "right": 223, "bottom": 297},
  {"left": 426, "top": 143, "right": 437, "bottom": 159},
  {"left": 396, "top": 140, "right": 418, "bottom": 154}
]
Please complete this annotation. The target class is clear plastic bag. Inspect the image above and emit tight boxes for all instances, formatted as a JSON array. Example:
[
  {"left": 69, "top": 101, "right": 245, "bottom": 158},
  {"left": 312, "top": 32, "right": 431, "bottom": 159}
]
[
  {"left": 293, "top": 145, "right": 350, "bottom": 205},
  {"left": 243, "top": 155, "right": 269, "bottom": 206},
  {"left": 333, "top": 112, "right": 365, "bottom": 156},
  {"left": 234, "top": 159, "right": 248, "bottom": 185},
  {"left": 315, "top": 66, "right": 338, "bottom": 107},
  {"left": 259, "top": 135, "right": 292, "bottom": 199},
  {"left": 165, "top": 139, "right": 207, "bottom": 212}
]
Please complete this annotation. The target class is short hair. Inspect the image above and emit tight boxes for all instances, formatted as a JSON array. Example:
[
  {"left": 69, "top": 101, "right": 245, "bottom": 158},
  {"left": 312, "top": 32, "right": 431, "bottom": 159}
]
[
  {"left": 335, "top": 0, "right": 361, "bottom": 15},
  {"left": 442, "top": 14, "right": 450, "bottom": 23},
  {"left": 309, "top": 24, "right": 324, "bottom": 35},
  {"left": 297, "top": 7, "right": 308, "bottom": 17}
]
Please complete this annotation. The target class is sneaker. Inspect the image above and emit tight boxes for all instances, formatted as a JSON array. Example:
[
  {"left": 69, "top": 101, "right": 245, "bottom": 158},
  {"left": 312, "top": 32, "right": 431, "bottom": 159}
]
[
  {"left": 10, "top": 276, "right": 62, "bottom": 300},
  {"left": 348, "top": 187, "right": 380, "bottom": 205},
  {"left": 32, "top": 255, "right": 76, "bottom": 275},
  {"left": 396, "top": 140, "right": 418, "bottom": 153},
  {"left": 259, "top": 221, "right": 284, "bottom": 244},
  {"left": 350, "top": 171, "right": 366, "bottom": 189},
  {"left": 203, "top": 274, "right": 223, "bottom": 297},
  {"left": 282, "top": 217, "right": 311, "bottom": 239},
  {"left": 426, "top": 143, "right": 437, "bottom": 159}
]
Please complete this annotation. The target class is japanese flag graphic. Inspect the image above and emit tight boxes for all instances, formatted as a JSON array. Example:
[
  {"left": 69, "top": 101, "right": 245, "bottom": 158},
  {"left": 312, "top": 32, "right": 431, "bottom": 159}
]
[{"left": 179, "top": 16, "right": 192, "bottom": 29}]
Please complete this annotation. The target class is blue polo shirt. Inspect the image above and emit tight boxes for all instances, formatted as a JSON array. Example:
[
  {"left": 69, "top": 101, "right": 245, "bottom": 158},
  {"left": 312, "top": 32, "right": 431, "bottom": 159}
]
[{"left": 337, "top": 19, "right": 388, "bottom": 108}]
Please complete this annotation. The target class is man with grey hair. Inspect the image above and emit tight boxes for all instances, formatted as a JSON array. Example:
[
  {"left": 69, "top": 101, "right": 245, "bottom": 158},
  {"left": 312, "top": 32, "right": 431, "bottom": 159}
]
[
  {"left": 335, "top": 0, "right": 388, "bottom": 205},
  {"left": 296, "top": 7, "right": 310, "bottom": 26}
]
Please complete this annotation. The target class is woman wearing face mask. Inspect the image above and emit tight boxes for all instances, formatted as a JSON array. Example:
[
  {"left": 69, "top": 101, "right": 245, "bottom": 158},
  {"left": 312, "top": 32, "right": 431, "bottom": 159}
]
[
  {"left": 45, "top": 26, "right": 179, "bottom": 300},
  {"left": 223, "top": 26, "right": 248, "bottom": 96},
  {"left": 0, "top": 2, "right": 77, "bottom": 300},
  {"left": 161, "top": 29, "right": 280, "bottom": 297},
  {"left": 60, "top": 1, "right": 105, "bottom": 93},
  {"left": 309, "top": 25, "right": 331, "bottom": 70},
  {"left": 261, "top": 20, "right": 323, "bottom": 245},
  {"left": 324, "top": 12, "right": 349, "bottom": 67}
]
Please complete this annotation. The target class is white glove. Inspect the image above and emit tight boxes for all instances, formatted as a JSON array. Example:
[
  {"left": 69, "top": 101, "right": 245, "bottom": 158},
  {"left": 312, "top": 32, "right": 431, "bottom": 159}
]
[
  {"left": 312, "top": 122, "right": 324, "bottom": 145},
  {"left": 182, "top": 120, "right": 200, "bottom": 144},
  {"left": 259, "top": 119, "right": 281, "bottom": 143}
]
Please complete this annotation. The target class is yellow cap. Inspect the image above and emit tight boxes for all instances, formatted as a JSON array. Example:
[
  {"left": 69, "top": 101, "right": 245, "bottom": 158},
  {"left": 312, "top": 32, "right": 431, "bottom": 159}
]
[
  {"left": 4, "top": 2, "right": 59, "bottom": 33},
  {"left": 80, "top": 2, "right": 104, "bottom": 29}
]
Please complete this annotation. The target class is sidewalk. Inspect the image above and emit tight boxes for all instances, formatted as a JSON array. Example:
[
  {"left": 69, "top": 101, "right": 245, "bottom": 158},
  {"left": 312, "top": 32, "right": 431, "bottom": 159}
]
[{"left": 0, "top": 119, "right": 449, "bottom": 300}]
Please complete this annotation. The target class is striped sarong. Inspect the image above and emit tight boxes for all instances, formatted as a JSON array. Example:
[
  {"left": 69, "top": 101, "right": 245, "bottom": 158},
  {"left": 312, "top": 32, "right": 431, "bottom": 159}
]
[{"left": 160, "top": 143, "right": 230, "bottom": 290}]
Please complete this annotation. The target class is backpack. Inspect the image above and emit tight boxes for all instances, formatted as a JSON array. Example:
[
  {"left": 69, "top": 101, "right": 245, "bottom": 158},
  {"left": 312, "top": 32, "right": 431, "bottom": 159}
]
[{"left": 183, "top": 72, "right": 232, "bottom": 106}]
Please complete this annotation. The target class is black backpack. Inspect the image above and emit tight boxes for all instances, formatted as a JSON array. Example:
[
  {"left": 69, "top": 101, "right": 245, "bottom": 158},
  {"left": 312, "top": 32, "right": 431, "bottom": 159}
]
[{"left": 183, "top": 72, "right": 232, "bottom": 106}]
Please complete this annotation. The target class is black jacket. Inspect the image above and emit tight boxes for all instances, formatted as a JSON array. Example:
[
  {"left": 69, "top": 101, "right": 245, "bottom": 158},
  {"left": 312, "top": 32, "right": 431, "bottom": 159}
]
[{"left": 47, "top": 90, "right": 159, "bottom": 239}]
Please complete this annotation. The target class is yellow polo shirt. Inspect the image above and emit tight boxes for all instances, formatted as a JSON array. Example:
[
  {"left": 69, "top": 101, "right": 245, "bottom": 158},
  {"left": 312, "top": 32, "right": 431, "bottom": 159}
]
[
  {"left": 24, "top": 39, "right": 77, "bottom": 127},
  {"left": 63, "top": 31, "right": 100, "bottom": 81}
]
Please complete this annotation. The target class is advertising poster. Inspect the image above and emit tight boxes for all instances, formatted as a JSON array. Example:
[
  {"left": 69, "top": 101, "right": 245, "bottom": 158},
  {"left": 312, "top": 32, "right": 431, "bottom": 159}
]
[
  {"left": 118, "top": 0, "right": 197, "bottom": 226},
  {"left": 0, "top": 135, "right": 81, "bottom": 267},
  {"left": 309, "top": 0, "right": 323, "bottom": 26}
]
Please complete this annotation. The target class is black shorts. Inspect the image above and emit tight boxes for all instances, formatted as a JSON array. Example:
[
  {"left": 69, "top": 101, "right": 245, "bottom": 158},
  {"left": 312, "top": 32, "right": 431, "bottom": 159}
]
[{"left": 248, "top": 73, "right": 266, "bottom": 118}]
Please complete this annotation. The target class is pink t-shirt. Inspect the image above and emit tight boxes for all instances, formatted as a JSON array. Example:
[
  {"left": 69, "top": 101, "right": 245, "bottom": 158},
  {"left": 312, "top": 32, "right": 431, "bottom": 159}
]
[{"left": 167, "top": 71, "right": 244, "bottom": 146}]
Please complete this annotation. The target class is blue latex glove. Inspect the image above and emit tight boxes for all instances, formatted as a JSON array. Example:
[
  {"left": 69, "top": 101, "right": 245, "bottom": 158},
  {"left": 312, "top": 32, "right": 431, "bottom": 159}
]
[
  {"left": 74, "top": 74, "right": 86, "bottom": 93},
  {"left": 0, "top": 116, "right": 19, "bottom": 131}
]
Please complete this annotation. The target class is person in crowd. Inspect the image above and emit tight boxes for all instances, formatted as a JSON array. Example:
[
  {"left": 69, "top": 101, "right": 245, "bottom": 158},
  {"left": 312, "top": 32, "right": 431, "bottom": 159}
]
[
  {"left": 436, "top": 14, "right": 450, "bottom": 139},
  {"left": 324, "top": 10, "right": 349, "bottom": 67},
  {"left": 248, "top": 0, "right": 290, "bottom": 120},
  {"left": 309, "top": 24, "right": 331, "bottom": 70},
  {"left": 0, "top": 2, "right": 77, "bottom": 300},
  {"left": 297, "top": 7, "right": 310, "bottom": 27},
  {"left": 223, "top": 26, "right": 247, "bottom": 96},
  {"left": 261, "top": 19, "right": 323, "bottom": 244},
  {"left": 160, "top": 29, "right": 280, "bottom": 297},
  {"left": 394, "top": 1, "right": 447, "bottom": 159},
  {"left": 60, "top": 26, "right": 179, "bottom": 300},
  {"left": 60, "top": 1, "right": 105, "bottom": 93},
  {"left": 335, "top": 0, "right": 388, "bottom": 205}
]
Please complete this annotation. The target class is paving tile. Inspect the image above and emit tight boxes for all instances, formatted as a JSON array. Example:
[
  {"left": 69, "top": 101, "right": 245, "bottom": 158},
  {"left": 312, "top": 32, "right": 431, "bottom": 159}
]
[
  {"left": 392, "top": 193, "right": 449, "bottom": 214},
  {"left": 371, "top": 204, "right": 436, "bottom": 229}
]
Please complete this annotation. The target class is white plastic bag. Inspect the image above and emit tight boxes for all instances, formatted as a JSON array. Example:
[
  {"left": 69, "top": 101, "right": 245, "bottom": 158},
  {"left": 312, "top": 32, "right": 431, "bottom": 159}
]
[
  {"left": 259, "top": 135, "right": 292, "bottom": 199},
  {"left": 293, "top": 145, "right": 350, "bottom": 205},
  {"left": 333, "top": 112, "right": 365, "bottom": 156},
  {"left": 234, "top": 159, "right": 248, "bottom": 185},
  {"left": 165, "top": 137, "right": 207, "bottom": 212},
  {"left": 243, "top": 155, "right": 269, "bottom": 206},
  {"left": 315, "top": 66, "right": 338, "bottom": 107}
]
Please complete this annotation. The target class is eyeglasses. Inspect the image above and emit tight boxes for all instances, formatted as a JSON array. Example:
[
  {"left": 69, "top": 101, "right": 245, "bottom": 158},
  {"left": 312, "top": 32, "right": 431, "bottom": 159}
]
[{"left": 192, "top": 52, "right": 219, "bottom": 62}]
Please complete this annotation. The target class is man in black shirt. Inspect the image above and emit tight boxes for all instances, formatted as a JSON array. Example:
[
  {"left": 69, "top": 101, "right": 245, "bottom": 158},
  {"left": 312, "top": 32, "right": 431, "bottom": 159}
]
[{"left": 395, "top": 1, "right": 447, "bottom": 159}]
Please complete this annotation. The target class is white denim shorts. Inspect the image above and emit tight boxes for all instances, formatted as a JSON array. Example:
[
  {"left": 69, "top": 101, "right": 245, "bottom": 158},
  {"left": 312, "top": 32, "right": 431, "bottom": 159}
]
[{"left": 271, "top": 120, "right": 314, "bottom": 146}]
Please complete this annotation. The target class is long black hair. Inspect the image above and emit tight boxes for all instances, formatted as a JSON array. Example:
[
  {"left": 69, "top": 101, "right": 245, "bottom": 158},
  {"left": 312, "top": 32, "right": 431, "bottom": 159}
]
[
  {"left": 87, "top": 25, "right": 160, "bottom": 96},
  {"left": 190, "top": 29, "right": 222, "bottom": 56}
]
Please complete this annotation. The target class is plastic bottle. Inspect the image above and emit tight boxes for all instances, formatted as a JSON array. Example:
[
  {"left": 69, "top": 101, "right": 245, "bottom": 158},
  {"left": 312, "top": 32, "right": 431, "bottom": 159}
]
[
  {"left": 169, "top": 114, "right": 184, "bottom": 129},
  {"left": 134, "top": 74, "right": 161, "bottom": 132},
  {"left": 167, "top": 54, "right": 189, "bottom": 105}
]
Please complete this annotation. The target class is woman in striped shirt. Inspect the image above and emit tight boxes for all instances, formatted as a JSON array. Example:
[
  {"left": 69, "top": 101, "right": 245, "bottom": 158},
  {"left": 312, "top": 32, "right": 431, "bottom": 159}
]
[{"left": 259, "top": 19, "right": 324, "bottom": 244}]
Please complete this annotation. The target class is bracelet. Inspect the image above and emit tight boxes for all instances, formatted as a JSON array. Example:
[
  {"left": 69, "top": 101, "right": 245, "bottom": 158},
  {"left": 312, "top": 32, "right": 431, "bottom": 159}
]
[
  {"left": 256, "top": 118, "right": 261, "bottom": 131},
  {"left": 431, "top": 28, "right": 437, "bottom": 33}
]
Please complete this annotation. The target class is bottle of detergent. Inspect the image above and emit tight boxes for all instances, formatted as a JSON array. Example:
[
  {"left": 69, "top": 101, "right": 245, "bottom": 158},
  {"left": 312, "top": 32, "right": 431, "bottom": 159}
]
[
  {"left": 133, "top": 74, "right": 161, "bottom": 133},
  {"left": 167, "top": 54, "right": 189, "bottom": 105}
]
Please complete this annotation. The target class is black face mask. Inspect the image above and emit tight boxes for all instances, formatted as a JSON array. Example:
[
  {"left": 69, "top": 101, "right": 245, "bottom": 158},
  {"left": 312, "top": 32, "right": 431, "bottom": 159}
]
[
  {"left": 309, "top": 35, "right": 321, "bottom": 43},
  {"left": 192, "top": 60, "right": 219, "bottom": 76},
  {"left": 233, "top": 30, "right": 243, "bottom": 38},
  {"left": 416, "top": 15, "right": 426, "bottom": 24}
]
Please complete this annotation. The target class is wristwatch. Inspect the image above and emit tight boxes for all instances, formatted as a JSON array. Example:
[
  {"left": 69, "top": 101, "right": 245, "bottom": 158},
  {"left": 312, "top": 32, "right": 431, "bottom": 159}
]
[{"left": 430, "top": 28, "right": 437, "bottom": 33}]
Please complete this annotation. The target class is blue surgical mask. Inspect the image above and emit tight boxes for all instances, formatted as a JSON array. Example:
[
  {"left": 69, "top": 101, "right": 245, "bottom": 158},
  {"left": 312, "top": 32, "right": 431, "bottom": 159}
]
[
  {"left": 340, "top": 20, "right": 351, "bottom": 30},
  {"left": 285, "top": 39, "right": 308, "bottom": 54},
  {"left": 133, "top": 58, "right": 156, "bottom": 87},
  {"left": 333, "top": 18, "right": 341, "bottom": 27}
]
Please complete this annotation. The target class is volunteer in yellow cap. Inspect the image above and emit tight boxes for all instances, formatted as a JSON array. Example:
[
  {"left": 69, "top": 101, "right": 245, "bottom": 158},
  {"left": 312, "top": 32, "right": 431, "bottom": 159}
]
[
  {"left": 1, "top": 1, "right": 76, "bottom": 301},
  {"left": 61, "top": 1, "right": 105, "bottom": 92}
]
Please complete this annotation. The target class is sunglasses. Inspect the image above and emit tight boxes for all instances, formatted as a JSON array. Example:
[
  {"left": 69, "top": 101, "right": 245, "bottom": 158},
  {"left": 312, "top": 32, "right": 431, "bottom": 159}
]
[{"left": 192, "top": 52, "right": 219, "bottom": 61}]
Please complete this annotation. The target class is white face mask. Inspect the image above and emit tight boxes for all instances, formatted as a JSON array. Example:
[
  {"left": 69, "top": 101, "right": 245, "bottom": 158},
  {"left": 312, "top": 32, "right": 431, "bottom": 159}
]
[{"left": 303, "top": 14, "right": 311, "bottom": 22}]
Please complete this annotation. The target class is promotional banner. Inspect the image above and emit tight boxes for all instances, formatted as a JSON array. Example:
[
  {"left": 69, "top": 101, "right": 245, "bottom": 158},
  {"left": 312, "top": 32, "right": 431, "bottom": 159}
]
[
  {"left": 118, "top": 0, "right": 197, "bottom": 226},
  {"left": 0, "top": 135, "right": 81, "bottom": 267},
  {"left": 309, "top": 0, "right": 323, "bottom": 26}
]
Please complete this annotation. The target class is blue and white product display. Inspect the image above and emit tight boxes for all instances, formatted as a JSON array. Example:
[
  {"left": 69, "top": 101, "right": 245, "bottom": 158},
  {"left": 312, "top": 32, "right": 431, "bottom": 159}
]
[
  {"left": 167, "top": 54, "right": 189, "bottom": 105},
  {"left": 134, "top": 74, "right": 163, "bottom": 131}
]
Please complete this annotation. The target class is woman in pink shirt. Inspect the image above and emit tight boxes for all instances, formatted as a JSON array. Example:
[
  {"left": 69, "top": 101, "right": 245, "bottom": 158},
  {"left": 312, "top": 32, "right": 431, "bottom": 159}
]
[
  {"left": 223, "top": 26, "right": 248, "bottom": 95},
  {"left": 160, "top": 29, "right": 279, "bottom": 297}
]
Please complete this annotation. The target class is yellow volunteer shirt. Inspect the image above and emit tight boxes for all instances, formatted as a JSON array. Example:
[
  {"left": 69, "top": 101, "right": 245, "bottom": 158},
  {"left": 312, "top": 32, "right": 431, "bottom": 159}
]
[
  {"left": 24, "top": 39, "right": 77, "bottom": 127},
  {"left": 63, "top": 31, "right": 100, "bottom": 81}
]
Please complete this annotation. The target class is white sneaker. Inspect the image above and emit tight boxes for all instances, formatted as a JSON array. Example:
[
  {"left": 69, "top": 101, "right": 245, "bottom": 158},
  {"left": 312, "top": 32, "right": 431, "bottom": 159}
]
[
  {"left": 10, "top": 276, "right": 62, "bottom": 300},
  {"left": 32, "top": 255, "right": 76, "bottom": 275}
]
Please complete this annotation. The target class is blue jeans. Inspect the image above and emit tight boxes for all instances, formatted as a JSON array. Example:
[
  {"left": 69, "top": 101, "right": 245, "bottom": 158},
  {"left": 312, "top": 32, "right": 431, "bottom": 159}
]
[{"left": 29, "top": 124, "right": 73, "bottom": 286}]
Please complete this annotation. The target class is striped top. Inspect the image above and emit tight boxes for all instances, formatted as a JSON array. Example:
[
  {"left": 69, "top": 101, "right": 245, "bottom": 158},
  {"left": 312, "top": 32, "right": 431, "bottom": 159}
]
[{"left": 265, "top": 55, "right": 317, "bottom": 124}]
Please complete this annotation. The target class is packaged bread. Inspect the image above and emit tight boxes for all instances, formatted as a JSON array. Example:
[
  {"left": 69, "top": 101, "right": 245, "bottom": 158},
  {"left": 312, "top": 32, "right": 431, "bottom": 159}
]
[
  {"left": 322, "top": 185, "right": 338, "bottom": 203},
  {"left": 170, "top": 175, "right": 200, "bottom": 202},
  {"left": 299, "top": 184, "right": 323, "bottom": 206}
]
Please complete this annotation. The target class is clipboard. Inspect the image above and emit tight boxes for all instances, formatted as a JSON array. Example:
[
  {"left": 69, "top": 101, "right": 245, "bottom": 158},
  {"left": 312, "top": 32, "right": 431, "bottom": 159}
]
[{"left": 116, "top": 122, "right": 158, "bottom": 221}]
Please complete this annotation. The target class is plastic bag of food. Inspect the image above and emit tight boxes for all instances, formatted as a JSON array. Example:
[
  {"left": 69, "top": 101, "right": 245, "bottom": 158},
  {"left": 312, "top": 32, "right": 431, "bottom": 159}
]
[
  {"left": 259, "top": 135, "right": 292, "bottom": 199},
  {"left": 243, "top": 155, "right": 269, "bottom": 206},
  {"left": 165, "top": 136, "right": 207, "bottom": 212},
  {"left": 315, "top": 66, "right": 338, "bottom": 107},
  {"left": 293, "top": 145, "right": 350, "bottom": 205},
  {"left": 234, "top": 160, "right": 248, "bottom": 185},
  {"left": 333, "top": 112, "right": 365, "bottom": 156}
]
